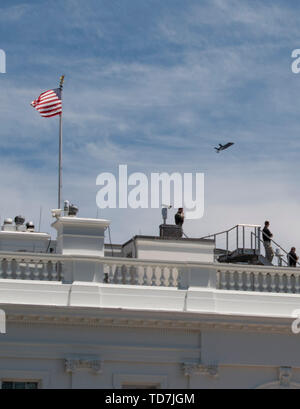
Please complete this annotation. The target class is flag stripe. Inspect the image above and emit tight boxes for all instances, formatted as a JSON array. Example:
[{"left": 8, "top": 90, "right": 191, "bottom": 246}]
[
  {"left": 36, "top": 102, "right": 62, "bottom": 110},
  {"left": 31, "top": 88, "right": 62, "bottom": 118},
  {"left": 40, "top": 111, "right": 62, "bottom": 118},
  {"left": 35, "top": 96, "right": 58, "bottom": 105},
  {"left": 39, "top": 106, "right": 62, "bottom": 114}
]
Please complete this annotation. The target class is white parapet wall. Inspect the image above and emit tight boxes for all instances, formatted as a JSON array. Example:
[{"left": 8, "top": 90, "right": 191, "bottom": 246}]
[
  {"left": 0, "top": 231, "right": 51, "bottom": 253},
  {"left": 122, "top": 236, "right": 215, "bottom": 263}
]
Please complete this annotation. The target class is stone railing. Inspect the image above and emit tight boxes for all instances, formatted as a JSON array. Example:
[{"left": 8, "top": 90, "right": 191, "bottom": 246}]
[
  {"left": 103, "top": 259, "right": 181, "bottom": 287},
  {"left": 0, "top": 252, "right": 182, "bottom": 286},
  {"left": 217, "top": 265, "right": 300, "bottom": 294},
  {"left": 0, "top": 253, "right": 63, "bottom": 281},
  {"left": 2, "top": 251, "right": 300, "bottom": 295}
]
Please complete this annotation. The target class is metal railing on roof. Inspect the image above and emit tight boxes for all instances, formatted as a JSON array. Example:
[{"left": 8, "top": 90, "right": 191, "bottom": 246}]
[
  {"left": 201, "top": 224, "right": 262, "bottom": 256},
  {"left": 250, "top": 231, "right": 300, "bottom": 267}
]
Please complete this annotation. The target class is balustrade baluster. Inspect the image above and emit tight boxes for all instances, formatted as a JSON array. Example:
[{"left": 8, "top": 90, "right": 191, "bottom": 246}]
[
  {"left": 142, "top": 266, "right": 148, "bottom": 286},
  {"left": 286, "top": 274, "right": 293, "bottom": 293},
  {"left": 176, "top": 267, "right": 181, "bottom": 287},
  {"left": 295, "top": 274, "right": 300, "bottom": 293},
  {"left": 115, "top": 265, "right": 122, "bottom": 284},
  {"left": 220, "top": 270, "right": 227, "bottom": 289},
  {"left": 169, "top": 267, "right": 175, "bottom": 287},
  {"left": 103, "top": 264, "right": 109, "bottom": 283},
  {"left": 0, "top": 259, "right": 4, "bottom": 279},
  {"left": 15, "top": 259, "right": 22, "bottom": 280},
  {"left": 278, "top": 274, "right": 284, "bottom": 293},
  {"left": 58, "top": 261, "right": 63, "bottom": 281},
  {"left": 107, "top": 264, "right": 115, "bottom": 283},
  {"left": 237, "top": 271, "right": 244, "bottom": 291},
  {"left": 245, "top": 272, "right": 252, "bottom": 291},
  {"left": 229, "top": 271, "right": 235, "bottom": 290},
  {"left": 254, "top": 273, "right": 260, "bottom": 291},
  {"left": 51, "top": 262, "right": 58, "bottom": 281},
  {"left": 151, "top": 266, "right": 157, "bottom": 286},
  {"left": 125, "top": 265, "right": 132, "bottom": 285},
  {"left": 270, "top": 273, "right": 276, "bottom": 292},
  {"left": 33, "top": 261, "right": 40, "bottom": 280},
  {"left": 6, "top": 258, "right": 12, "bottom": 279},
  {"left": 160, "top": 266, "right": 166, "bottom": 286},
  {"left": 24, "top": 260, "right": 31, "bottom": 280},
  {"left": 262, "top": 273, "right": 268, "bottom": 292},
  {"left": 216, "top": 270, "right": 221, "bottom": 289},
  {"left": 133, "top": 265, "right": 139, "bottom": 285},
  {"left": 44, "top": 261, "right": 50, "bottom": 281}
]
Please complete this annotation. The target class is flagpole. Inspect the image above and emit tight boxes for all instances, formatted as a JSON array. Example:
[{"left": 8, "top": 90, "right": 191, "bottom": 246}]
[{"left": 58, "top": 75, "right": 65, "bottom": 209}]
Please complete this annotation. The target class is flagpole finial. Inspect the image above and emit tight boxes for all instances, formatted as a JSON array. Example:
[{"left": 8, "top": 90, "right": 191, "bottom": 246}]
[{"left": 59, "top": 75, "right": 65, "bottom": 90}]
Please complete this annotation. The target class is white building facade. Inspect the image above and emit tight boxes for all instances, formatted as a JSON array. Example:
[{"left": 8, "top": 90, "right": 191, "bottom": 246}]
[{"left": 0, "top": 215, "right": 300, "bottom": 389}]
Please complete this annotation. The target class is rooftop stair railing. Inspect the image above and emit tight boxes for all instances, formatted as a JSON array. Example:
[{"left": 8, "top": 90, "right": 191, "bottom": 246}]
[
  {"left": 201, "top": 224, "right": 262, "bottom": 257},
  {"left": 250, "top": 232, "right": 300, "bottom": 268}
]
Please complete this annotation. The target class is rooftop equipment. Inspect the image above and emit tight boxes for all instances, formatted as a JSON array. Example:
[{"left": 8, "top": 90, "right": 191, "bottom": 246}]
[{"left": 26, "top": 221, "right": 35, "bottom": 232}]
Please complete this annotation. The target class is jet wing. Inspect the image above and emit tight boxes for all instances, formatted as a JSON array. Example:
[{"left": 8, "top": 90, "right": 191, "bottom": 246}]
[{"left": 223, "top": 142, "right": 234, "bottom": 149}]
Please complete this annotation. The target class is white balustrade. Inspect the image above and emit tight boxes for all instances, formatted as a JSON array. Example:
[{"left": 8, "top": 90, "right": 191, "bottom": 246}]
[
  {"left": 0, "top": 256, "right": 63, "bottom": 281},
  {"left": 103, "top": 261, "right": 179, "bottom": 287},
  {"left": 217, "top": 267, "right": 300, "bottom": 294},
  {"left": 2, "top": 251, "right": 300, "bottom": 294}
]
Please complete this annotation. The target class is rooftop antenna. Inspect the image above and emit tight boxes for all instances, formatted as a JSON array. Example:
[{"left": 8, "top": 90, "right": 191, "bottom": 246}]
[
  {"left": 161, "top": 204, "right": 172, "bottom": 224},
  {"left": 38, "top": 206, "right": 43, "bottom": 232},
  {"left": 108, "top": 225, "right": 114, "bottom": 257}
]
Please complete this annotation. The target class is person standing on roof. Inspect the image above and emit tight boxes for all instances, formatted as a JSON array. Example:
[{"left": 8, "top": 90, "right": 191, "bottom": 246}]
[
  {"left": 288, "top": 247, "right": 299, "bottom": 267},
  {"left": 175, "top": 208, "right": 184, "bottom": 227},
  {"left": 262, "top": 220, "right": 274, "bottom": 263}
]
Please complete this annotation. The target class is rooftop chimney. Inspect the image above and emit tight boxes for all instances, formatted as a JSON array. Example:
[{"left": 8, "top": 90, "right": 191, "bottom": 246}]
[
  {"left": 52, "top": 216, "right": 110, "bottom": 257},
  {"left": 51, "top": 215, "right": 110, "bottom": 283}
]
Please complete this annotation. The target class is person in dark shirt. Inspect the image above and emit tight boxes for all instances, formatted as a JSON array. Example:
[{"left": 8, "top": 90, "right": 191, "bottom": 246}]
[
  {"left": 175, "top": 208, "right": 184, "bottom": 227},
  {"left": 262, "top": 221, "right": 272, "bottom": 242},
  {"left": 288, "top": 247, "right": 299, "bottom": 267},
  {"left": 262, "top": 221, "right": 274, "bottom": 263}
]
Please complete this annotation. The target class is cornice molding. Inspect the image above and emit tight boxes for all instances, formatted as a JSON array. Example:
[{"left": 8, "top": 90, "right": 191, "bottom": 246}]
[{"left": 5, "top": 313, "right": 294, "bottom": 334}]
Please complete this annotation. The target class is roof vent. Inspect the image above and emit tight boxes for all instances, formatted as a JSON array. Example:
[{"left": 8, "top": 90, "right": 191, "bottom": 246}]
[
  {"left": 68, "top": 204, "right": 79, "bottom": 216},
  {"left": 2, "top": 218, "right": 15, "bottom": 231},
  {"left": 26, "top": 221, "right": 35, "bottom": 232},
  {"left": 64, "top": 200, "right": 79, "bottom": 217},
  {"left": 14, "top": 215, "right": 25, "bottom": 226},
  {"left": 4, "top": 218, "right": 13, "bottom": 225}
]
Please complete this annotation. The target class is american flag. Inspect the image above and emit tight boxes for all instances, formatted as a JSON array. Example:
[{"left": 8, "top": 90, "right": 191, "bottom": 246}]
[{"left": 31, "top": 88, "right": 62, "bottom": 118}]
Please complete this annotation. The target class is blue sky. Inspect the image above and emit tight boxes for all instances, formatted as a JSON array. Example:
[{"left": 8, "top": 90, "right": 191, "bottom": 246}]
[{"left": 1, "top": 0, "right": 300, "bottom": 250}]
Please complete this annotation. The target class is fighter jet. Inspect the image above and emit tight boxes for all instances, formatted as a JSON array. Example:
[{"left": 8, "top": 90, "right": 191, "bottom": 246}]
[{"left": 214, "top": 142, "right": 234, "bottom": 153}]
